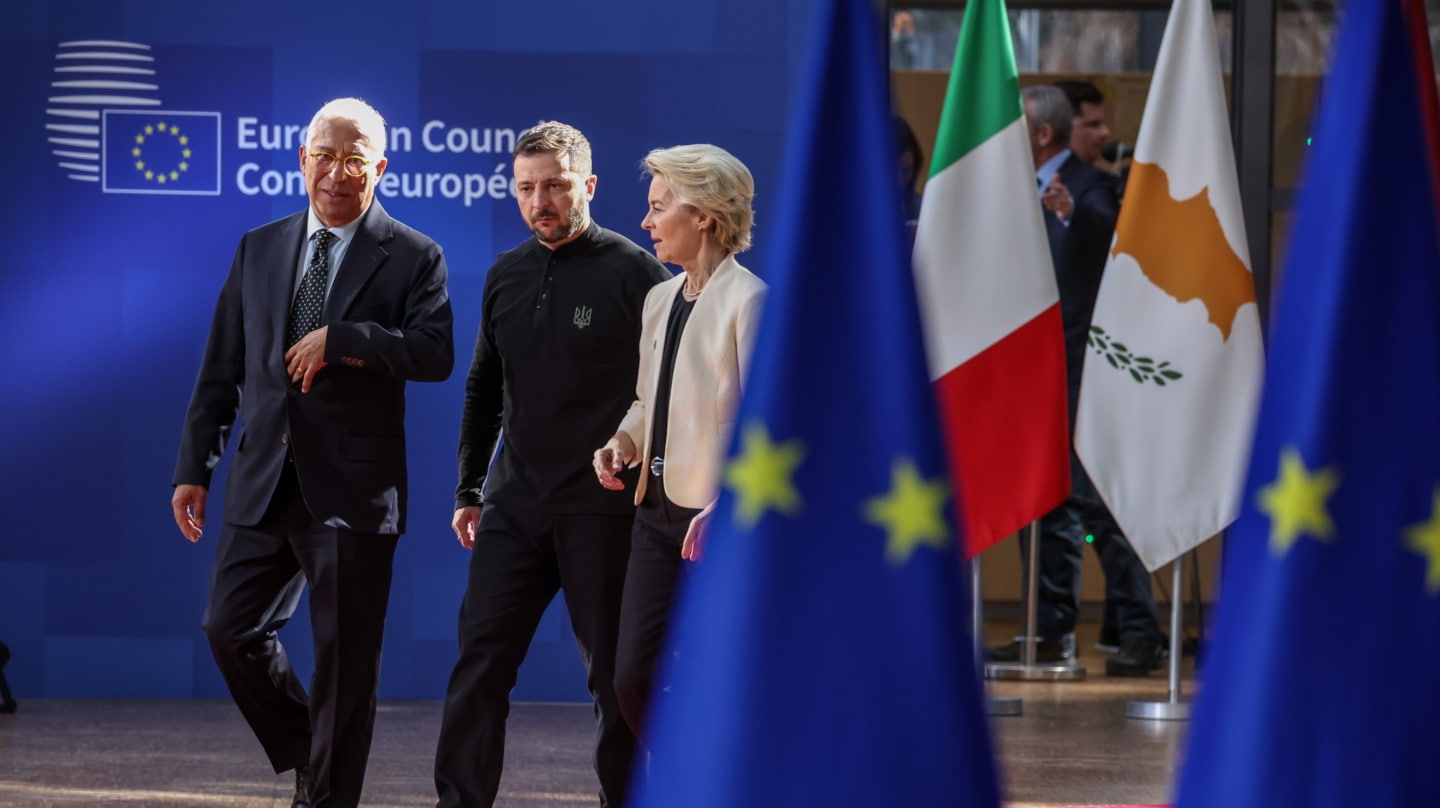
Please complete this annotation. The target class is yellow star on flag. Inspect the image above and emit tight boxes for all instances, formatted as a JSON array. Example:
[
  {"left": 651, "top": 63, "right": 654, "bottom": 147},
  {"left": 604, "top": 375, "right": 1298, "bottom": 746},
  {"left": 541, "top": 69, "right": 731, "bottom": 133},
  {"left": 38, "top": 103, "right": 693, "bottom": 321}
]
[
  {"left": 1404, "top": 487, "right": 1440, "bottom": 594},
  {"left": 864, "top": 457, "right": 950, "bottom": 566},
  {"left": 1256, "top": 445, "right": 1339, "bottom": 556},
  {"left": 725, "top": 422, "right": 805, "bottom": 529}
]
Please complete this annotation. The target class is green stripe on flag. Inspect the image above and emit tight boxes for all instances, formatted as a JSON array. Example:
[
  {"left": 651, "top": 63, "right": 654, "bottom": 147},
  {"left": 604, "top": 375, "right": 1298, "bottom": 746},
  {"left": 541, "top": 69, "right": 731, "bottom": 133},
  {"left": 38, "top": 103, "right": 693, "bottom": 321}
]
[{"left": 929, "top": 0, "right": 1025, "bottom": 177}]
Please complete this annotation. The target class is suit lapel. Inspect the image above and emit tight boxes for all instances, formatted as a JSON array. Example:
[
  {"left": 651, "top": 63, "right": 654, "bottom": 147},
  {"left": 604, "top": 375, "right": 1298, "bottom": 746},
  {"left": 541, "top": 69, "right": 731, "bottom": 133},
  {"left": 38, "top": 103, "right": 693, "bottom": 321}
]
[
  {"left": 324, "top": 201, "right": 392, "bottom": 323},
  {"left": 270, "top": 213, "right": 308, "bottom": 349}
]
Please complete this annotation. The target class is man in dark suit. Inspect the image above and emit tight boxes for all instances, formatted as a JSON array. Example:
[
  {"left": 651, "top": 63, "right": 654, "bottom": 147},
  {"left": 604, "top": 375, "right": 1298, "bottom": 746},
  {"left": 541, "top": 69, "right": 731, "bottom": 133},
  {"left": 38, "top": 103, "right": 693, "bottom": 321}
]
[
  {"left": 171, "top": 97, "right": 454, "bottom": 808},
  {"left": 987, "top": 86, "right": 1165, "bottom": 676},
  {"left": 1053, "top": 79, "right": 1156, "bottom": 655}
]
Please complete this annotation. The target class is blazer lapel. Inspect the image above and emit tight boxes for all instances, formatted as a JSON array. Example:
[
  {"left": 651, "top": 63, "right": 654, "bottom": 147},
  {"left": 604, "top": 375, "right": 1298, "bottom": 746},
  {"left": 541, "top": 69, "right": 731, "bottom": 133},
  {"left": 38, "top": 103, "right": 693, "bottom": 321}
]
[
  {"left": 324, "top": 201, "right": 392, "bottom": 323},
  {"left": 269, "top": 213, "right": 308, "bottom": 350}
]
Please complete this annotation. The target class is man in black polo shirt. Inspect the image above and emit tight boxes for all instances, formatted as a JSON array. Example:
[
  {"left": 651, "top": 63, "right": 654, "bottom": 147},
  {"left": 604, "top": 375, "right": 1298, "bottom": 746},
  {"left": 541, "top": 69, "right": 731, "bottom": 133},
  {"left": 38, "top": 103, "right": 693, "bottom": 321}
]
[{"left": 433, "top": 121, "right": 669, "bottom": 808}]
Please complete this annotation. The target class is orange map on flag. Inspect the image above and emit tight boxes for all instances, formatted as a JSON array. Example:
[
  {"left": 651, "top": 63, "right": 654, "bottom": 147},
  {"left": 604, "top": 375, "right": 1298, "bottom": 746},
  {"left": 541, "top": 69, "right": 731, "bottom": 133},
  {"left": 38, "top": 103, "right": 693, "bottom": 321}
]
[{"left": 1110, "top": 161, "right": 1255, "bottom": 340}]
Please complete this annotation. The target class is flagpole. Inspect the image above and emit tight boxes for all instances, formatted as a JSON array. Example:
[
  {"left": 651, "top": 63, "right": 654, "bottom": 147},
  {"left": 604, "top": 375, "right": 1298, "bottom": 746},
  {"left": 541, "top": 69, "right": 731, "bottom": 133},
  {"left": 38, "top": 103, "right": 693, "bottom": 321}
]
[
  {"left": 986, "top": 521, "right": 1085, "bottom": 681},
  {"left": 1125, "top": 554, "right": 1190, "bottom": 720},
  {"left": 973, "top": 556, "right": 1022, "bottom": 716}
]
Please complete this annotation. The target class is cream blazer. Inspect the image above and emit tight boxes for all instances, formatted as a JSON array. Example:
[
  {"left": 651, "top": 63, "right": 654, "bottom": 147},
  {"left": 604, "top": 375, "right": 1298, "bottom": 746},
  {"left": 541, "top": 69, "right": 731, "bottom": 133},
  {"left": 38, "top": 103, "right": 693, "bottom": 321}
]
[{"left": 617, "top": 255, "right": 767, "bottom": 509}]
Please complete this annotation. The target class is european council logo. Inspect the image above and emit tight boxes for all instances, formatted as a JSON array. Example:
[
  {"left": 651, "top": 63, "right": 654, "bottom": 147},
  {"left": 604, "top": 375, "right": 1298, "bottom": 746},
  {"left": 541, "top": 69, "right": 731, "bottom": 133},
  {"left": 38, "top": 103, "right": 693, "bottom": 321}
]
[
  {"left": 46, "top": 40, "right": 221, "bottom": 196},
  {"left": 102, "top": 110, "right": 220, "bottom": 195}
]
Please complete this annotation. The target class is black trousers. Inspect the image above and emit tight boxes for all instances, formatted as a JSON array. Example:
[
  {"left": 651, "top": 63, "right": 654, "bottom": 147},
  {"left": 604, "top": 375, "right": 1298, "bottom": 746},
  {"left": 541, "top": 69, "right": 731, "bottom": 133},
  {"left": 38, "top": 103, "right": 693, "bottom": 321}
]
[
  {"left": 202, "top": 464, "right": 398, "bottom": 808},
  {"left": 1029, "top": 460, "right": 1163, "bottom": 644},
  {"left": 613, "top": 491, "right": 697, "bottom": 742},
  {"left": 434, "top": 505, "right": 635, "bottom": 808}
]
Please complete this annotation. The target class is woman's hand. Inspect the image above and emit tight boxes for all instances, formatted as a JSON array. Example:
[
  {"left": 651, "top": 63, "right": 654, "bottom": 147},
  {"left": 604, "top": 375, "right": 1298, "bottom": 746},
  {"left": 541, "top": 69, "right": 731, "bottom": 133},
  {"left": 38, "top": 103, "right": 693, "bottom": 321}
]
[
  {"left": 593, "top": 433, "right": 637, "bottom": 490},
  {"left": 682, "top": 510, "right": 712, "bottom": 561}
]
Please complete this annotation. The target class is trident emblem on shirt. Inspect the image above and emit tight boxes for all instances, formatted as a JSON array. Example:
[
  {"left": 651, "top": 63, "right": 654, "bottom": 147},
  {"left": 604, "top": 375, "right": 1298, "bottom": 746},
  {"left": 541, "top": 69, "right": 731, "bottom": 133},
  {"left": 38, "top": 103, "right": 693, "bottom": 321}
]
[{"left": 573, "top": 306, "right": 593, "bottom": 329}]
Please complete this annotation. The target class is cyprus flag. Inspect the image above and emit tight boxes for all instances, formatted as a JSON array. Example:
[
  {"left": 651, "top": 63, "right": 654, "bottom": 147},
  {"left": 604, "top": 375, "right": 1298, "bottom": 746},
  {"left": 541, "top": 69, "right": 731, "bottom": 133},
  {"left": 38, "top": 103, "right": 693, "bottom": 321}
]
[{"left": 1074, "top": 0, "right": 1264, "bottom": 571}]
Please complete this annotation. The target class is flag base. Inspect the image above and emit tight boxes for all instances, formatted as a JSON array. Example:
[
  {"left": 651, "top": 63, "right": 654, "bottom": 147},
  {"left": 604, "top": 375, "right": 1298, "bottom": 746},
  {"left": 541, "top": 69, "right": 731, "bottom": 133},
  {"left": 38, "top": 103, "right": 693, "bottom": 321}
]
[
  {"left": 985, "top": 695, "right": 1023, "bottom": 716},
  {"left": 985, "top": 661, "right": 1087, "bottom": 681},
  {"left": 1125, "top": 699, "right": 1191, "bottom": 721},
  {"left": 1124, "top": 556, "right": 1192, "bottom": 721}
]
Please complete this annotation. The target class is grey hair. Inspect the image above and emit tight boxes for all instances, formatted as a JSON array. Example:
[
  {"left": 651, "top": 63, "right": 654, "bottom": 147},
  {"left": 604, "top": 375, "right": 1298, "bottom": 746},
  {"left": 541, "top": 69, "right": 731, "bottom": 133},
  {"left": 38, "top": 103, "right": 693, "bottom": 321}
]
[
  {"left": 1021, "top": 85, "right": 1074, "bottom": 147},
  {"left": 307, "top": 97, "right": 387, "bottom": 160}
]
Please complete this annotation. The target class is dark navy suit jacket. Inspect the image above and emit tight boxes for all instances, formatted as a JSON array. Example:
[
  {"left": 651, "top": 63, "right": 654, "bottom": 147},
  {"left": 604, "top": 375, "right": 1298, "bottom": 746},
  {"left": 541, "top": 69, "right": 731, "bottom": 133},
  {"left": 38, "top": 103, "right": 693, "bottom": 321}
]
[
  {"left": 174, "top": 200, "right": 454, "bottom": 535},
  {"left": 1043, "top": 155, "right": 1120, "bottom": 504},
  {"left": 1042, "top": 154, "right": 1121, "bottom": 415}
]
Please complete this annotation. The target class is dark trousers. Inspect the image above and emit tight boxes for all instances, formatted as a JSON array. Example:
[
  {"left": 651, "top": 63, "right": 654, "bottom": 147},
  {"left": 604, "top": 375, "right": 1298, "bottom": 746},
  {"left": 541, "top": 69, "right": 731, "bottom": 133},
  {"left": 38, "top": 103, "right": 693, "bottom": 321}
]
[
  {"left": 434, "top": 505, "right": 635, "bottom": 808},
  {"left": 613, "top": 495, "right": 695, "bottom": 741},
  {"left": 1026, "top": 455, "right": 1162, "bottom": 644},
  {"left": 202, "top": 464, "right": 398, "bottom": 808}
]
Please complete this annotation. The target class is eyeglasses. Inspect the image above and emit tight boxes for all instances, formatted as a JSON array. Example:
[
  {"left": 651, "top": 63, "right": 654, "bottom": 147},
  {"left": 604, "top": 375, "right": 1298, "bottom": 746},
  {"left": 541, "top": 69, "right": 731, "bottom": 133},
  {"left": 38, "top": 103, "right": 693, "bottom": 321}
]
[{"left": 307, "top": 151, "right": 372, "bottom": 177}]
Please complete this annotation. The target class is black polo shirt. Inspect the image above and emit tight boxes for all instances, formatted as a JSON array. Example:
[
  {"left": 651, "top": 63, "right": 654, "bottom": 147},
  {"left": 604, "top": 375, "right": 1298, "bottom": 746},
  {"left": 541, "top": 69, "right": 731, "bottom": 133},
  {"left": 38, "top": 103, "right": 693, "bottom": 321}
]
[{"left": 456, "top": 222, "right": 670, "bottom": 514}]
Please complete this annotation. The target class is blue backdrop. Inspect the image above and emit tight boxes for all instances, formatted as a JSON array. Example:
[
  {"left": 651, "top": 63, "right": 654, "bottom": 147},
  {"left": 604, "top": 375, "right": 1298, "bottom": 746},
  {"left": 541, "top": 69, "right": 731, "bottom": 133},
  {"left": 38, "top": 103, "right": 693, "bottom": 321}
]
[{"left": 0, "top": 0, "right": 811, "bottom": 701}]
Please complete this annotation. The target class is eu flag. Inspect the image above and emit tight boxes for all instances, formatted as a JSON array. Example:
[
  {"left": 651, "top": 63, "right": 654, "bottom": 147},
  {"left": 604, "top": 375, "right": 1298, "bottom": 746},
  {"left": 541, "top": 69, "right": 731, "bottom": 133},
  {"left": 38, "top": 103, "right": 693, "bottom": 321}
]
[
  {"left": 1175, "top": 1, "right": 1440, "bottom": 806},
  {"left": 102, "top": 109, "right": 221, "bottom": 195},
  {"left": 630, "top": 0, "right": 1000, "bottom": 805}
]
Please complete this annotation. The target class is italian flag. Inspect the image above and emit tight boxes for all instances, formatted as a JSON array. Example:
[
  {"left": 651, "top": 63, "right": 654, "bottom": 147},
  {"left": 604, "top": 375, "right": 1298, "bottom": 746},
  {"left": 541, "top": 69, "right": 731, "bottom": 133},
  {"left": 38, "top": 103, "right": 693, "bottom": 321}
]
[{"left": 913, "top": 0, "right": 1070, "bottom": 559}]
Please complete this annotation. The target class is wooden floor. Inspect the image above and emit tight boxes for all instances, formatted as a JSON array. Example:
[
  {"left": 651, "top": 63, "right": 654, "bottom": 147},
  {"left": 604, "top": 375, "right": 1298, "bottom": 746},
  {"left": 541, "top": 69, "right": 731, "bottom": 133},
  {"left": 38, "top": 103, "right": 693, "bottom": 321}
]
[{"left": 0, "top": 624, "right": 1193, "bottom": 807}]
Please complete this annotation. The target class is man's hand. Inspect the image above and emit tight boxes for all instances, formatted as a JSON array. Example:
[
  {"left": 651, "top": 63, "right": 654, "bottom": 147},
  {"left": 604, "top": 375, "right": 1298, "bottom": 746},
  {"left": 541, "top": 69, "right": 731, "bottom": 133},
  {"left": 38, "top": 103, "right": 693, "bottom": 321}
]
[
  {"left": 593, "top": 433, "right": 637, "bottom": 491},
  {"left": 172, "top": 484, "right": 208, "bottom": 543},
  {"left": 283, "top": 325, "right": 330, "bottom": 393},
  {"left": 1041, "top": 175, "right": 1074, "bottom": 222},
  {"left": 453, "top": 506, "right": 482, "bottom": 549}
]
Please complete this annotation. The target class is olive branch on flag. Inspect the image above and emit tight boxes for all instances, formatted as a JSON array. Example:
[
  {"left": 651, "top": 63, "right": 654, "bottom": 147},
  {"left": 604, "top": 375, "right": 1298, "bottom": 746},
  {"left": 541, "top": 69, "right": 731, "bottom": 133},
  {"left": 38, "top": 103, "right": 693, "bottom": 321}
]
[{"left": 1088, "top": 326, "right": 1184, "bottom": 386}]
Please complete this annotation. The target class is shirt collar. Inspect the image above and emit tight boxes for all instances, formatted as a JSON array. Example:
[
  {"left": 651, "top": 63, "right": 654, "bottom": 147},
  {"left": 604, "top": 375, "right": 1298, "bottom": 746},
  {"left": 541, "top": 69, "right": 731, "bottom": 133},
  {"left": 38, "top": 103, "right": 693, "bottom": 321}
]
[
  {"left": 1035, "top": 149, "right": 1072, "bottom": 196},
  {"left": 306, "top": 208, "right": 363, "bottom": 245},
  {"left": 535, "top": 220, "right": 601, "bottom": 257}
]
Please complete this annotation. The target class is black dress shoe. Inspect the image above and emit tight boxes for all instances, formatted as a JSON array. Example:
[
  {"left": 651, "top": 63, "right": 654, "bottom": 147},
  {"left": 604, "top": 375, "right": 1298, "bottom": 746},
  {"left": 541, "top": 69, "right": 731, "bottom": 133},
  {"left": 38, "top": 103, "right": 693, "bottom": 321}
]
[
  {"left": 1095, "top": 622, "right": 1120, "bottom": 654},
  {"left": 0, "top": 642, "right": 15, "bottom": 714},
  {"left": 1105, "top": 635, "right": 1166, "bottom": 676},
  {"left": 986, "top": 636, "right": 1073, "bottom": 664},
  {"left": 292, "top": 765, "right": 312, "bottom": 808}
]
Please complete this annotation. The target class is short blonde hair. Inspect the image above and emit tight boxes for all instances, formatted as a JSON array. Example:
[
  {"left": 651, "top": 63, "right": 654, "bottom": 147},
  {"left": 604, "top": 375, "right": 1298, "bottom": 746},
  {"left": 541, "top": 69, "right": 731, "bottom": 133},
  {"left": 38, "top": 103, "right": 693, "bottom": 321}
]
[{"left": 643, "top": 144, "right": 754, "bottom": 254}]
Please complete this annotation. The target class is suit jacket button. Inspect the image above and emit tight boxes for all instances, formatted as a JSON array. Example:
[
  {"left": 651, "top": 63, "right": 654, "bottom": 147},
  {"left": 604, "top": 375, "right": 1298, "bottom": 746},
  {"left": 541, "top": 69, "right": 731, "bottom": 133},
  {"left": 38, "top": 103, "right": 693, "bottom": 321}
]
[{"left": 281, "top": 434, "right": 289, "bottom": 445}]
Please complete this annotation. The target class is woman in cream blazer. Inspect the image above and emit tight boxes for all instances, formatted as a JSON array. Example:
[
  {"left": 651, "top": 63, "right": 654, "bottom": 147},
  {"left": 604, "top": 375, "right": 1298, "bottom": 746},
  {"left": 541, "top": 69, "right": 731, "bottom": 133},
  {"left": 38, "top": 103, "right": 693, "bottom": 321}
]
[{"left": 592, "top": 144, "right": 766, "bottom": 742}]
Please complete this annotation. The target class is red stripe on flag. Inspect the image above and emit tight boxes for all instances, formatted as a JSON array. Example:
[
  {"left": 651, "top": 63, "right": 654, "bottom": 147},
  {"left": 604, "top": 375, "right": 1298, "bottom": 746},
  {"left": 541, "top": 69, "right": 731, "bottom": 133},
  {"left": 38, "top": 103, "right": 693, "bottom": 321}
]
[
  {"left": 1402, "top": 0, "right": 1440, "bottom": 214},
  {"left": 935, "top": 304, "right": 1071, "bottom": 558}
]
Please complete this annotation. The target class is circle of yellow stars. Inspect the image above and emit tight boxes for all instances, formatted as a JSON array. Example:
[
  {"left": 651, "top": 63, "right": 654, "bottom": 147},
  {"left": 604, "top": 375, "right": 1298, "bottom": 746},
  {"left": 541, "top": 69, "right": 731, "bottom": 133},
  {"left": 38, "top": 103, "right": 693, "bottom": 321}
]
[
  {"left": 132, "top": 120, "right": 192, "bottom": 185},
  {"left": 722, "top": 420, "right": 950, "bottom": 567}
]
